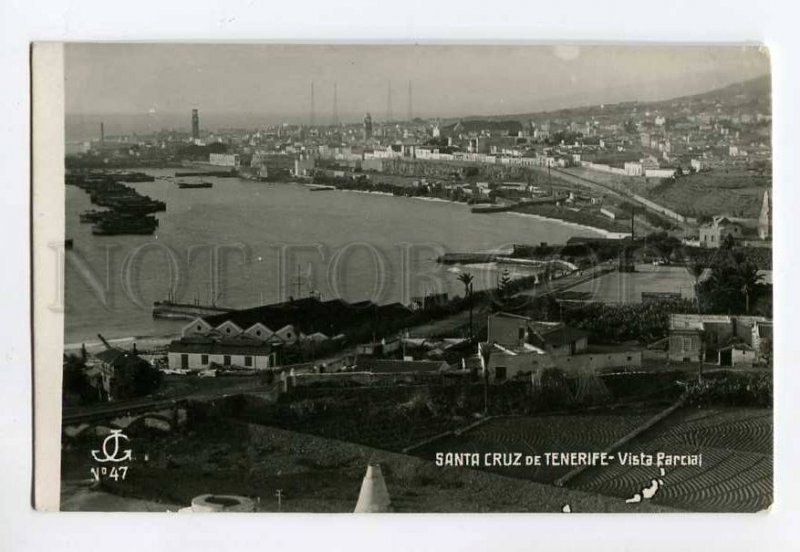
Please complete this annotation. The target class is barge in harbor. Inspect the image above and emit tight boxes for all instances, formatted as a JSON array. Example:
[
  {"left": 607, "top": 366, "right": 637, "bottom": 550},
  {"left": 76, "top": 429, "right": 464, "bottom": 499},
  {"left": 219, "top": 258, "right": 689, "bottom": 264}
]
[
  {"left": 92, "top": 214, "right": 159, "bottom": 236},
  {"left": 177, "top": 180, "right": 214, "bottom": 189}
]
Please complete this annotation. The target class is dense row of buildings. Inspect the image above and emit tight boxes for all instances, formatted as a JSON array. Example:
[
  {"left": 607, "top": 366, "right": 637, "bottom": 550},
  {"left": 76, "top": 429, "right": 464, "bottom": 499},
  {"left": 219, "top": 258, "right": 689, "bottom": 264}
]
[
  {"left": 165, "top": 296, "right": 415, "bottom": 372},
  {"left": 70, "top": 75, "right": 771, "bottom": 185}
]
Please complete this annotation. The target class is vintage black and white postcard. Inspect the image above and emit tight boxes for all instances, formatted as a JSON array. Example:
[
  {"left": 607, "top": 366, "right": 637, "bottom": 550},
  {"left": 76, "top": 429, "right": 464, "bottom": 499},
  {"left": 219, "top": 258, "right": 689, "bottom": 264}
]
[{"left": 32, "top": 42, "right": 772, "bottom": 513}]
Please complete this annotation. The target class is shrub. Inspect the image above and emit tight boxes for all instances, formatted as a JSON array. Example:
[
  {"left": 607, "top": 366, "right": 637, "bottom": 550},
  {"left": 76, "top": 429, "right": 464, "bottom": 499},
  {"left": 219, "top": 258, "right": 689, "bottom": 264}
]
[{"left": 685, "top": 372, "right": 772, "bottom": 407}]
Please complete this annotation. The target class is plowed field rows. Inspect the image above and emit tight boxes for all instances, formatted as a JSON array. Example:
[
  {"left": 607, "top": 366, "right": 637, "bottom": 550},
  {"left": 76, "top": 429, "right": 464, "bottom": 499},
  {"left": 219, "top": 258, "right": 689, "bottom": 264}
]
[{"left": 573, "top": 408, "right": 772, "bottom": 512}]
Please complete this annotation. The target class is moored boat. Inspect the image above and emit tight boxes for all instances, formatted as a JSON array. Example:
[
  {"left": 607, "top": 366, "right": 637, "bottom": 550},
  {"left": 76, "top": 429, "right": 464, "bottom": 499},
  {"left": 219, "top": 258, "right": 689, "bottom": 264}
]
[
  {"left": 91, "top": 214, "right": 159, "bottom": 236},
  {"left": 79, "top": 209, "right": 110, "bottom": 223},
  {"left": 177, "top": 180, "right": 214, "bottom": 189}
]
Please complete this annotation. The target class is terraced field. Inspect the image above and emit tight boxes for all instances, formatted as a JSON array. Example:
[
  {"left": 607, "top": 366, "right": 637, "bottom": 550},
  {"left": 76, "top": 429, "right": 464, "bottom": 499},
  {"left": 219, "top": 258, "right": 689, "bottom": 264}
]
[
  {"left": 415, "top": 410, "right": 661, "bottom": 483},
  {"left": 571, "top": 408, "right": 772, "bottom": 512},
  {"left": 643, "top": 171, "right": 769, "bottom": 219}
]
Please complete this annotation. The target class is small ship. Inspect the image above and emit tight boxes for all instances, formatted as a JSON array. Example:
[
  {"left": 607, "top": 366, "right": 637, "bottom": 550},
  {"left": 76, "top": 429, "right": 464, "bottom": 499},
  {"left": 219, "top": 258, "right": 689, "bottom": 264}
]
[
  {"left": 92, "top": 214, "right": 159, "bottom": 236},
  {"left": 79, "top": 209, "right": 110, "bottom": 223},
  {"left": 177, "top": 180, "right": 213, "bottom": 189}
]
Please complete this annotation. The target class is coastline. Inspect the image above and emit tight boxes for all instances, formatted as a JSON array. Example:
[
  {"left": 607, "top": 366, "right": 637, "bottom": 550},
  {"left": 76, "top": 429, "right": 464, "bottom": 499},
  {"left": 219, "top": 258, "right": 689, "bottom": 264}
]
[
  {"left": 327, "top": 185, "right": 624, "bottom": 237},
  {"left": 64, "top": 333, "right": 179, "bottom": 354},
  {"left": 64, "top": 178, "right": 620, "bottom": 351},
  {"left": 504, "top": 211, "right": 629, "bottom": 239},
  {"left": 337, "top": 189, "right": 396, "bottom": 197}
]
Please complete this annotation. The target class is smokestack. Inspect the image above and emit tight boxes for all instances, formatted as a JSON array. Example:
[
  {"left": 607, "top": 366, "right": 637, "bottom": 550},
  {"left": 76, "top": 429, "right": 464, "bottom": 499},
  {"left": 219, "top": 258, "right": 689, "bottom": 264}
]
[
  {"left": 191, "top": 108, "right": 200, "bottom": 140},
  {"left": 332, "top": 82, "right": 339, "bottom": 126},
  {"left": 407, "top": 80, "right": 413, "bottom": 121},
  {"left": 310, "top": 81, "right": 315, "bottom": 127},
  {"left": 100, "top": 122, "right": 105, "bottom": 143},
  {"left": 387, "top": 79, "right": 393, "bottom": 122}
]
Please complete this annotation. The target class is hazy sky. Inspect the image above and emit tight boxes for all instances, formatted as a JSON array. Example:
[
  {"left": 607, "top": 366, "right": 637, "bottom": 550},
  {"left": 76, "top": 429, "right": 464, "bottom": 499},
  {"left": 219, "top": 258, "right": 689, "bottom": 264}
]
[{"left": 65, "top": 43, "right": 769, "bottom": 125}]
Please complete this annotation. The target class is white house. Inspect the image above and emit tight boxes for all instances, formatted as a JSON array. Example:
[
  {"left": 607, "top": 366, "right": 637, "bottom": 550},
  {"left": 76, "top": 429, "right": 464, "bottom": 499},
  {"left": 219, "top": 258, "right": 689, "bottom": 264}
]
[
  {"left": 624, "top": 161, "right": 643, "bottom": 176},
  {"left": 699, "top": 217, "right": 744, "bottom": 248},
  {"left": 209, "top": 153, "right": 240, "bottom": 167},
  {"left": 167, "top": 336, "right": 276, "bottom": 371},
  {"left": 293, "top": 156, "right": 315, "bottom": 177},
  {"left": 644, "top": 168, "right": 677, "bottom": 179}
]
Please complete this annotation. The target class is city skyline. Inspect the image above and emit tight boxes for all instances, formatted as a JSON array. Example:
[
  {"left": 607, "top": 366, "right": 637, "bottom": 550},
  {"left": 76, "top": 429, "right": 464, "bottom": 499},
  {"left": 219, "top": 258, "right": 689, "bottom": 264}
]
[{"left": 65, "top": 44, "right": 769, "bottom": 127}]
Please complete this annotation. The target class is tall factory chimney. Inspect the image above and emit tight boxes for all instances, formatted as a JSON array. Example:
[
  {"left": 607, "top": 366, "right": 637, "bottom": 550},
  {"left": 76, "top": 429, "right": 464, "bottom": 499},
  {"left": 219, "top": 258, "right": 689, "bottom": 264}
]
[
  {"left": 100, "top": 122, "right": 105, "bottom": 143},
  {"left": 332, "top": 82, "right": 339, "bottom": 126},
  {"left": 387, "top": 79, "right": 393, "bottom": 122},
  {"left": 191, "top": 108, "right": 200, "bottom": 140},
  {"left": 407, "top": 80, "right": 413, "bottom": 121},
  {"left": 310, "top": 81, "right": 315, "bottom": 127}
]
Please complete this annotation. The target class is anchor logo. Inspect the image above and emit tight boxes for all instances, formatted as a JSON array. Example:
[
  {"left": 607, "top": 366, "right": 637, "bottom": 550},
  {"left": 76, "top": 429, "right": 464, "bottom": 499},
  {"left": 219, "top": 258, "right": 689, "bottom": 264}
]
[{"left": 91, "top": 430, "right": 133, "bottom": 463}]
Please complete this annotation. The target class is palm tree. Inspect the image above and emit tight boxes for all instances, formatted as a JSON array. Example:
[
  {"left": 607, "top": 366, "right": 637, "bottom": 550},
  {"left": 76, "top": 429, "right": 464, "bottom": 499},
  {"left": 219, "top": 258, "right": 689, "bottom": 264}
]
[
  {"left": 738, "top": 262, "right": 763, "bottom": 314},
  {"left": 686, "top": 262, "right": 705, "bottom": 312},
  {"left": 498, "top": 268, "right": 512, "bottom": 300},
  {"left": 705, "top": 251, "right": 763, "bottom": 314},
  {"left": 457, "top": 272, "right": 475, "bottom": 340}
]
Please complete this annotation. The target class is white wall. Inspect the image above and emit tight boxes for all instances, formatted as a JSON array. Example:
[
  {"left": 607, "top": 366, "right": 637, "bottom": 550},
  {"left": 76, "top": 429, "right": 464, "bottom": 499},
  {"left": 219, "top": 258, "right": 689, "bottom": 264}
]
[
  {"left": 168, "top": 351, "right": 273, "bottom": 371},
  {"left": 644, "top": 168, "right": 676, "bottom": 178},
  {"left": 209, "top": 153, "right": 240, "bottom": 167},
  {"left": 487, "top": 351, "right": 555, "bottom": 382},
  {"left": 486, "top": 349, "right": 642, "bottom": 382},
  {"left": 553, "top": 350, "right": 642, "bottom": 373}
]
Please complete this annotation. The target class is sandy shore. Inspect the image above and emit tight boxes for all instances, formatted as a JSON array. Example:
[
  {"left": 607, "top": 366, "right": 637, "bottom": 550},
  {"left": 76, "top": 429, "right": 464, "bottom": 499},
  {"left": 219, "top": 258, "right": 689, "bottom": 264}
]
[
  {"left": 335, "top": 186, "right": 624, "bottom": 237},
  {"left": 64, "top": 333, "right": 178, "bottom": 355},
  {"left": 505, "top": 211, "right": 629, "bottom": 239}
]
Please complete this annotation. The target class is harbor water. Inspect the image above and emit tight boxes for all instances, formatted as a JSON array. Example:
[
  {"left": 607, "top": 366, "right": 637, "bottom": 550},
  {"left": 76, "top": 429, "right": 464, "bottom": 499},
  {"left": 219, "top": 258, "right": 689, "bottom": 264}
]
[{"left": 64, "top": 170, "right": 602, "bottom": 345}]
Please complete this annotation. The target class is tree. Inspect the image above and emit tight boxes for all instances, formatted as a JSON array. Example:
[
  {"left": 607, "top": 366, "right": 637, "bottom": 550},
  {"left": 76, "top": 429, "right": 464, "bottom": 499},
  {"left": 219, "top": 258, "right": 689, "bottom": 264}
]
[
  {"left": 457, "top": 272, "right": 475, "bottom": 341},
  {"left": 497, "top": 268, "right": 512, "bottom": 301},
  {"left": 686, "top": 262, "right": 706, "bottom": 312},
  {"left": 722, "top": 233, "right": 736, "bottom": 250},
  {"left": 699, "top": 249, "right": 763, "bottom": 314},
  {"left": 760, "top": 337, "right": 773, "bottom": 366},
  {"left": 737, "top": 259, "right": 762, "bottom": 314},
  {"left": 63, "top": 353, "right": 102, "bottom": 406},
  {"left": 108, "top": 355, "right": 162, "bottom": 400}
]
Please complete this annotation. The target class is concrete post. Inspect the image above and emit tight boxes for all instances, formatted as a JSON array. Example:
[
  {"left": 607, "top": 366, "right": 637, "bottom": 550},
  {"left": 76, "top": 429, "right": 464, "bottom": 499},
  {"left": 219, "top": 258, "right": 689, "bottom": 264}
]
[{"left": 354, "top": 464, "right": 392, "bottom": 513}]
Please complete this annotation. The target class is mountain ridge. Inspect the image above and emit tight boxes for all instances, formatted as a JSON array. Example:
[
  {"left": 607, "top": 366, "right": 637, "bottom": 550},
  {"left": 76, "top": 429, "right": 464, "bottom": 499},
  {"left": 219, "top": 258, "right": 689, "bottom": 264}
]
[{"left": 445, "top": 74, "right": 771, "bottom": 125}]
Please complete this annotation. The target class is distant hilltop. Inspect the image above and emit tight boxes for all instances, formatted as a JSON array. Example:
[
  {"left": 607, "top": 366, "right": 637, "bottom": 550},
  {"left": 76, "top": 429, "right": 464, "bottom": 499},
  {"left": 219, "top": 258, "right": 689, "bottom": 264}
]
[
  {"left": 447, "top": 74, "right": 771, "bottom": 125},
  {"left": 672, "top": 74, "right": 770, "bottom": 104}
]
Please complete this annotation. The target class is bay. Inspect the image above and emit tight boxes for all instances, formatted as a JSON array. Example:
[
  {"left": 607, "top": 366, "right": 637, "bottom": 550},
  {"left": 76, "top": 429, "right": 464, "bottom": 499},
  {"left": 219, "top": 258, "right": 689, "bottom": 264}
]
[{"left": 64, "top": 170, "right": 602, "bottom": 345}]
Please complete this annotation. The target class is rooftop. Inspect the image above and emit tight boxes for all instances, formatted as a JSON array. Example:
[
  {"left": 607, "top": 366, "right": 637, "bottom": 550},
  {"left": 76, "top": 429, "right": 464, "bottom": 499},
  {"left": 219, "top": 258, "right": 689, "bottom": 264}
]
[
  {"left": 169, "top": 337, "right": 272, "bottom": 356},
  {"left": 669, "top": 313, "right": 771, "bottom": 331},
  {"left": 203, "top": 297, "right": 414, "bottom": 336},
  {"left": 532, "top": 325, "right": 589, "bottom": 348}
]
